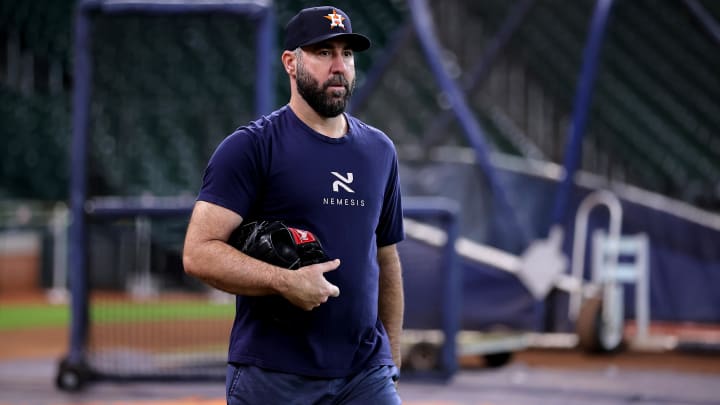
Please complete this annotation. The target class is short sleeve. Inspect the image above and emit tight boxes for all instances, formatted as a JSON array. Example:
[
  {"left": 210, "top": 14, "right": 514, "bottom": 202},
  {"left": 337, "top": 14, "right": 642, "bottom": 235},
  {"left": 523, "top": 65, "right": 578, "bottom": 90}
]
[
  {"left": 375, "top": 151, "right": 405, "bottom": 247},
  {"left": 197, "top": 130, "right": 264, "bottom": 218}
]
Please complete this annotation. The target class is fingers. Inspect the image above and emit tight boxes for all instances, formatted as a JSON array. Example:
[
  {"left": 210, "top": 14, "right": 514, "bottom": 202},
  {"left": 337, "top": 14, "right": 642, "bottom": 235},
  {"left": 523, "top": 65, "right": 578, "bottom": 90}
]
[
  {"left": 320, "top": 258, "right": 341, "bottom": 272},
  {"left": 319, "top": 259, "right": 340, "bottom": 297},
  {"left": 327, "top": 284, "right": 340, "bottom": 298}
]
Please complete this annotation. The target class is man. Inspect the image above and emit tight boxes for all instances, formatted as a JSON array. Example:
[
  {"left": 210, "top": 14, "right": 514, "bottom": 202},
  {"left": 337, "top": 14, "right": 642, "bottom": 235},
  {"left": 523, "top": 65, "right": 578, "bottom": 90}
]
[{"left": 183, "top": 6, "right": 404, "bottom": 404}]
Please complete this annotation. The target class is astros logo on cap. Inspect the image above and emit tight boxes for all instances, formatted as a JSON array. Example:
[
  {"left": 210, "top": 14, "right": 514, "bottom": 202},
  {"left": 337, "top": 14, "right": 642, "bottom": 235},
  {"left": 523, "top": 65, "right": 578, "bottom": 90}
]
[{"left": 324, "top": 9, "right": 345, "bottom": 30}]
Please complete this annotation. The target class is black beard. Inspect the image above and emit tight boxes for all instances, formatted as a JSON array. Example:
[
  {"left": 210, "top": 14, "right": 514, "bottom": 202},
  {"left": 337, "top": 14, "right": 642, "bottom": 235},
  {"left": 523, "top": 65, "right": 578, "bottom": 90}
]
[{"left": 296, "top": 68, "right": 355, "bottom": 118}]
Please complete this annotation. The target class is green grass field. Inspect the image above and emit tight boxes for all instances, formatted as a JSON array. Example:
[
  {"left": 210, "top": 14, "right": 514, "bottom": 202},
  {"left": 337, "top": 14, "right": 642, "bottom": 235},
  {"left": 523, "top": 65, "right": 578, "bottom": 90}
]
[{"left": 0, "top": 301, "right": 234, "bottom": 330}]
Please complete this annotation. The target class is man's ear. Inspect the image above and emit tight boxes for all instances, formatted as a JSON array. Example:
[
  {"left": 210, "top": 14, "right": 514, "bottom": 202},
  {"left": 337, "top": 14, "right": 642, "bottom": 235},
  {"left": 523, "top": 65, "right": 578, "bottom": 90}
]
[{"left": 281, "top": 51, "right": 296, "bottom": 76}]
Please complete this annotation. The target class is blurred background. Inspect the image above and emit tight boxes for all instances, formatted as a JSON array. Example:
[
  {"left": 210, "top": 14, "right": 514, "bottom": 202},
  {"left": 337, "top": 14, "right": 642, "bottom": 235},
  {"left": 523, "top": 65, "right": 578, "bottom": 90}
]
[{"left": 1, "top": 0, "right": 719, "bottom": 400}]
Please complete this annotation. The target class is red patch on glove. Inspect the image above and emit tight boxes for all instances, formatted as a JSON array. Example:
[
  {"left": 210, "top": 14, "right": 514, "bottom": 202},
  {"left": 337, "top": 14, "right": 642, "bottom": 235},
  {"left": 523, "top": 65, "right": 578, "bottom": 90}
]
[{"left": 288, "top": 227, "right": 318, "bottom": 245}]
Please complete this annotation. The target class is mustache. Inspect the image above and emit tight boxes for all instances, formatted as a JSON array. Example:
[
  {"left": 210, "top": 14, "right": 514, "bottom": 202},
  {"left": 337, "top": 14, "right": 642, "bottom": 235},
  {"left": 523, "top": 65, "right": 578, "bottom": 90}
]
[{"left": 323, "top": 75, "right": 349, "bottom": 89}]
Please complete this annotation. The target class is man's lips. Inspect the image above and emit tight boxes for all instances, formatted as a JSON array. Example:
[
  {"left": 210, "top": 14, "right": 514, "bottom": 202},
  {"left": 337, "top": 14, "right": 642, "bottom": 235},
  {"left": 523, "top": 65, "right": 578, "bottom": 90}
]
[{"left": 326, "top": 84, "right": 347, "bottom": 95}]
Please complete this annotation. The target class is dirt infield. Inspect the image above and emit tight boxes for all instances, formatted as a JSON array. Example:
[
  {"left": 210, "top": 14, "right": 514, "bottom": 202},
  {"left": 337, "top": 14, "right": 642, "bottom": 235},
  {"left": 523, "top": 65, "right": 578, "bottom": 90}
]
[
  {"left": 514, "top": 348, "right": 720, "bottom": 374},
  {"left": 89, "top": 318, "right": 231, "bottom": 351},
  {"left": 0, "top": 326, "right": 67, "bottom": 360}
]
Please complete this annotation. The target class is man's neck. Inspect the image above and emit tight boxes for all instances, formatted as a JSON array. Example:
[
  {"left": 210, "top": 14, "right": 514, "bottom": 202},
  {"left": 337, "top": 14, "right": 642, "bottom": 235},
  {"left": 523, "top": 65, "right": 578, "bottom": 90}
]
[{"left": 288, "top": 98, "right": 347, "bottom": 139}]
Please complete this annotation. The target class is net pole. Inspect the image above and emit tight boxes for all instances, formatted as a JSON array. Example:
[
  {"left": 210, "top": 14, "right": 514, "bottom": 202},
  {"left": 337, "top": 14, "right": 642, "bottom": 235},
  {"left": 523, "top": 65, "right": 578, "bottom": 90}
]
[
  {"left": 408, "top": 0, "right": 529, "bottom": 250},
  {"left": 404, "top": 197, "right": 461, "bottom": 378},
  {"left": 550, "top": 0, "right": 615, "bottom": 228},
  {"left": 67, "top": 3, "right": 94, "bottom": 365}
]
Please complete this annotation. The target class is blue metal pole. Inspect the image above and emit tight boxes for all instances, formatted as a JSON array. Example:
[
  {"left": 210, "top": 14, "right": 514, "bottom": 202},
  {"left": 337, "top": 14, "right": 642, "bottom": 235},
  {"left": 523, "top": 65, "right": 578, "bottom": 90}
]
[
  {"left": 67, "top": 4, "right": 92, "bottom": 364},
  {"left": 440, "top": 207, "right": 461, "bottom": 377},
  {"left": 684, "top": 0, "right": 720, "bottom": 46},
  {"left": 408, "top": 0, "right": 529, "bottom": 249},
  {"left": 403, "top": 197, "right": 461, "bottom": 378},
  {"left": 550, "top": 0, "right": 614, "bottom": 228},
  {"left": 420, "top": 0, "right": 535, "bottom": 146}
]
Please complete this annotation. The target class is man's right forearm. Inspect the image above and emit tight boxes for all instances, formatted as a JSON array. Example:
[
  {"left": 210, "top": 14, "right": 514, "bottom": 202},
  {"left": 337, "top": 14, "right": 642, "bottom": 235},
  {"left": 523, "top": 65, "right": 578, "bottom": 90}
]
[
  {"left": 183, "top": 239, "right": 289, "bottom": 296},
  {"left": 184, "top": 240, "right": 340, "bottom": 311}
]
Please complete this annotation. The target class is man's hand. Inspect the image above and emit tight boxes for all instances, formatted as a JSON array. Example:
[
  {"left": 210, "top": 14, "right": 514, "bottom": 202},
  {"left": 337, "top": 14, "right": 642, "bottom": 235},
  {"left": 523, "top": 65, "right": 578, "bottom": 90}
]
[{"left": 278, "top": 259, "right": 341, "bottom": 310}]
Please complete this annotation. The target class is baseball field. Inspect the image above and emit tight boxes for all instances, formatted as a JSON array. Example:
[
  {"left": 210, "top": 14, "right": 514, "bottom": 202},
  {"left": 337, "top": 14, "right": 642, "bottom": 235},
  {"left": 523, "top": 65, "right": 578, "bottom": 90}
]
[{"left": 2, "top": 292, "right": 720, "bottom": 404}]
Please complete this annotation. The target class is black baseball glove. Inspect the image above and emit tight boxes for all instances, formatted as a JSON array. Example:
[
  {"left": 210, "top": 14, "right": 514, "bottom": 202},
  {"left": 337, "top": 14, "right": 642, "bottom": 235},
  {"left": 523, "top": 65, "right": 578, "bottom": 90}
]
[
  {"left": 227, "top": 220, "right": 330, "bottom": 326},
  {"left": 228, "top": 220, "right": 329, "bottom": 269}
]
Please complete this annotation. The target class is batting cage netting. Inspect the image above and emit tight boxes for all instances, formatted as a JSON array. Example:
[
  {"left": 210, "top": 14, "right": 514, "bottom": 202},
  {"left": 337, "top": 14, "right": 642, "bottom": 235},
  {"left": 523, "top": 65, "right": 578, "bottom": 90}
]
[
  {"left": 87, "top": 14, "right": 260, "bottom": 197},
  {"left": 55, "top": 0, "right": 276, "bottom": 389}
]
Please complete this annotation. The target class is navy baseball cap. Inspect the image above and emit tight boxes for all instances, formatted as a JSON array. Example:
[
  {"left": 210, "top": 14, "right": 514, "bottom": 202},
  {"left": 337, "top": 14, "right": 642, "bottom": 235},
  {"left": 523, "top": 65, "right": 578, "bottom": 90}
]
[{"left": 284, "top": 6, "right": 371, "bottom": 51}]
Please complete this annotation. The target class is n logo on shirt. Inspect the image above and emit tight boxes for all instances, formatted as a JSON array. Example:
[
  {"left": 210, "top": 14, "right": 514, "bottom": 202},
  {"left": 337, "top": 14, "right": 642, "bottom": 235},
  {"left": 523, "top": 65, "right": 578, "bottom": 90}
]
[{"left": 331, "top": 172, "right": 355, "bottom": 193}]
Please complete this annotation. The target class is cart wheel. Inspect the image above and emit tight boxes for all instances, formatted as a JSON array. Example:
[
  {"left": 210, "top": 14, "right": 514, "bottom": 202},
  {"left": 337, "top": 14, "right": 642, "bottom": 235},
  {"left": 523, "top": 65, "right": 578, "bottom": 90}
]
[
  {"left": 483, "top": 351, "right": 513, "bottom": 368},
  {"left": 576, "top": 296, "right": 623, "bottom": 353},
  {"left": 405, "top": 341, "right": 440, "bottom": 371},
  {"left": 55, "top": 358, "right": 90, "bottom": 392}
]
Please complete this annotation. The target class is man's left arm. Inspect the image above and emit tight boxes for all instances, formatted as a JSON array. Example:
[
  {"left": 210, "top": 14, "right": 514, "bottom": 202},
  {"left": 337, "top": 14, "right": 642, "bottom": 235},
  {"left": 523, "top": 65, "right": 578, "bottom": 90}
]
[{"left": 377, "top": 243, "right": 404, "bottom": 368}]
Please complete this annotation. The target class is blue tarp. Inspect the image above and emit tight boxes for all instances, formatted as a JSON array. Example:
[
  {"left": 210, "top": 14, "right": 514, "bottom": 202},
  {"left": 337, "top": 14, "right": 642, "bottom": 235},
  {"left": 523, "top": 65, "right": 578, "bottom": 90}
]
[{"left": 399, "top": 159, "right": 720, "bottom": 332}]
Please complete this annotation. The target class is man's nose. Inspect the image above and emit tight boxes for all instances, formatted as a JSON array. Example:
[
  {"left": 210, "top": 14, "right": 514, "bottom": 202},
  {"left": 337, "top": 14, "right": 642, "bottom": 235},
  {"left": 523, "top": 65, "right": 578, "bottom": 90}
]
[{"left": 330, "top": 53, "right": 347, "bottom": 73}]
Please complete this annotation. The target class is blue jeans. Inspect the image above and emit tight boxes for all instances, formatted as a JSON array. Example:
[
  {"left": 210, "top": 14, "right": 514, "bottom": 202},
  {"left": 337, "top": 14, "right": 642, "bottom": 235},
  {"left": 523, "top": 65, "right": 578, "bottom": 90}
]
[{"left": 226, "top": 363, "right": 401, "bottom": 405}]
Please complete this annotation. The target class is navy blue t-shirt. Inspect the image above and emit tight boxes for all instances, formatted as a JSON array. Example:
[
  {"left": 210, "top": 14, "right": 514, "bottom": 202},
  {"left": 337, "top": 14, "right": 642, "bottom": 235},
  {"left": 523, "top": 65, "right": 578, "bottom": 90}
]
[{"left": 197, "top": 106, "right": 404, "bottom": 378}]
